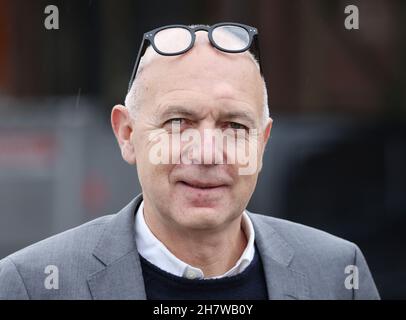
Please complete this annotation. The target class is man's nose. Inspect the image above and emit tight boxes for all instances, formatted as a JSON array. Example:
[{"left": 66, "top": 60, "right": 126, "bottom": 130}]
[{"left": 182, "top": 123, "right": 226, "bottom": 165}]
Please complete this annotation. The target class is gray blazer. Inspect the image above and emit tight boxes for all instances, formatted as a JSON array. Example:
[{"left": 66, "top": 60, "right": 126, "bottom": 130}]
[{"left": 0, "top": 194, "right": 380, "bottom": 299}]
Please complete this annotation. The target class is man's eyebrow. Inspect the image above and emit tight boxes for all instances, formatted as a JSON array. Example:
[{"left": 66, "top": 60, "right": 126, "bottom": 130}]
[
  {"left": 157, "top": 106, "right": 199, "bottom": 120},
  {"left": 220, "top": 111, "right": 258, "bottom": 128},
  {"left": 156, "top": 106, "right": 258, "bottom": 127}
]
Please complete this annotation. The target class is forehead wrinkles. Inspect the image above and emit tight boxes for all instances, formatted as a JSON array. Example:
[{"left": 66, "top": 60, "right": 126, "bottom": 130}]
[
  {"left": 136, "top": 73, "right": 263, "bottom": 125},
  {"left": 150, "top": 77, "right": 261, "bottom": 118},
  {"left": 152, "top": 90, "right": 262, "bottom": 130}
]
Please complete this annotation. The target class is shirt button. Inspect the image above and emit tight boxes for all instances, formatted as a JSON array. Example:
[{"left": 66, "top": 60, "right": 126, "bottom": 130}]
[{"left": 185, "top": 270, "right": 197, "bottom": 279}]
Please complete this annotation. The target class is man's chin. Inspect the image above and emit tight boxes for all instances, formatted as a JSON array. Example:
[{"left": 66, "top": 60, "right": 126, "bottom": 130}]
[{"left": 174, "top": 204, "right": 229, "bottom": 229}]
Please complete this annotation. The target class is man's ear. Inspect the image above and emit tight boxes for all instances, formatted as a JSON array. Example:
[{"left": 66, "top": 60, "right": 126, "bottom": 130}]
[
  {"left": 257, "top": 117, "right": 273, "bottom": 173},
  {"left": 263, "top": 117, "right": 273, "bottom": 144},
  {"left": 111, "top": 105, "right": 137, "bottom": 165}
]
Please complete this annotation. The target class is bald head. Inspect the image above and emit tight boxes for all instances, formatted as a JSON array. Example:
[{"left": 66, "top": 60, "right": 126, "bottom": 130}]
[{"left": 125, "top": 28, "right": 269, "bottom": 127}]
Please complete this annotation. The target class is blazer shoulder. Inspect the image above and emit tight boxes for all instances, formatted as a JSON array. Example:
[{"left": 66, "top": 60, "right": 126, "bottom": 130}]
[
  {"left": 249, "top": 212, "right": 380, "bottom": 299},
  {"left": 249, "top": 212, "right": 357, "bottom": 257},
  {"left": 2, "top": 214, "right": 114, "bottom": 270},
  {"left": 0, "top": 214, "right": 117, "bottom": 299}
]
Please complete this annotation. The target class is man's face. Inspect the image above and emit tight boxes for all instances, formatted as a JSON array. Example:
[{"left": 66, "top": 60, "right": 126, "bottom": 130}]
[{"left": 114, "top": 32, "right": 272, "bottom": 231}]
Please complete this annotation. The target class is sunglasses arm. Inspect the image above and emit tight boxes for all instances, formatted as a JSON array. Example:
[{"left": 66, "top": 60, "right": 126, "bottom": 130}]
[
  {"left": 128, "top": 36, "right": 150, "bottom": 93},
  {"left": 252, "top": 35, "right": 263, "bottom": 75}
]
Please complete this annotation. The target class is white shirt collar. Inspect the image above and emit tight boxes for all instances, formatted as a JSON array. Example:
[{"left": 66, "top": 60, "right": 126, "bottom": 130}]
[{"left": 134, "top": 200, "right": 256, "bottom": 280}]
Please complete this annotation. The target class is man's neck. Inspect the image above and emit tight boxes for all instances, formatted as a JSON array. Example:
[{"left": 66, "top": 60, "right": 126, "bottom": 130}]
[{"left": 143, "top": 204, "right": 247, "bottom": 278}]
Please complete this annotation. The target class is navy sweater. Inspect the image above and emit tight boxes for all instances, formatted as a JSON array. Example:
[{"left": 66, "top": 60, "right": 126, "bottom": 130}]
[{"left": 139, "top": 246, "right": 269, "bottom": 300}]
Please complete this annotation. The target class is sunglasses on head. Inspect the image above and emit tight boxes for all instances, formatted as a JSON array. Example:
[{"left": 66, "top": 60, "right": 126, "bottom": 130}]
[{"left": 128, "top": 22, "right": 262, "bottom": 92}]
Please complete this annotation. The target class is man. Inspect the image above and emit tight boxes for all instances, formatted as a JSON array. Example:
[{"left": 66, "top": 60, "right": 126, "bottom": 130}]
[{"left": 0, "top": 23, "right": 379, "bottom": 299}]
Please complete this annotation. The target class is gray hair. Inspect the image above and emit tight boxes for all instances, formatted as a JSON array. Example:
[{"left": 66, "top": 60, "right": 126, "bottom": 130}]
[{"left": 125, "top": 27, "right": 270, "bottom": 127}]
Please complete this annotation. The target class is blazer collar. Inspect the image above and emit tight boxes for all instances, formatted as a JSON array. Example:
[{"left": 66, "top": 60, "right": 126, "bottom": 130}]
[
  {"left": 88, "top": 194, "right": 309, "bottom": 300},
  {"left": 248, "top": 211, "right": 310, "bottom": 299},
  {"left": 88, "top": 194, "right": 146, "bottom": 300}
]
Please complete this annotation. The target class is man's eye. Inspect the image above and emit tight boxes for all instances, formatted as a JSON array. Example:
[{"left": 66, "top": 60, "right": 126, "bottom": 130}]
[
  {"left": 165, "top": 118, "right": 184, "bottom": 126},
  {"left": 228, "top": 122, "right": 248, "bottom": 131}
]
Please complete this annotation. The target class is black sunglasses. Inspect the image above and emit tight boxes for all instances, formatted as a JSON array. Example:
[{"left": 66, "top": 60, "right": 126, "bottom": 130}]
[{"left": 127, "top": 22, "right": 262, "bottom": 92}]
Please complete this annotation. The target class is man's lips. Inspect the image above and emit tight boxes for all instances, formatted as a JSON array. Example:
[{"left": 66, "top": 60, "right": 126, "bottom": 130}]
[
  {"left": 175, "top": 175, "right": 233, "bottom": 192},
  {"left": 175, "top": 177, "right": 232, "bottom": 204},
  {"left": 172, "top": 168, "right": 234, "bottom": 196},
  {"left": 177, "top": 180, "right": 227, "bottom": 189}
]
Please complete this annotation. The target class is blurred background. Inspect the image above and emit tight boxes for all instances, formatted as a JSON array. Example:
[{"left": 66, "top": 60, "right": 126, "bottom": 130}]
[{"left": 0, "top": 0, "right": 405, "bottom": 298}]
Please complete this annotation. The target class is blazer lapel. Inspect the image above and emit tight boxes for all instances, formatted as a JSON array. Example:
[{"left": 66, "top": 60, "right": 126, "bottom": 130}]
[
  {"left": 249, "top": 212, "right": 310, "bottom": 300},
  {"left": 87, "top": 195, "right": 146, "bottom": 300}
]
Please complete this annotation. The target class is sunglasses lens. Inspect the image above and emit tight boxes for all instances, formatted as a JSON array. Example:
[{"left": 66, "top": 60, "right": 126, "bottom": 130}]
[
  {"left": 154, "top": 27, "right": 192, "bottom": 54},
  {"left": 212, "top": 25, "right": 250, "bottom": 51}
]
